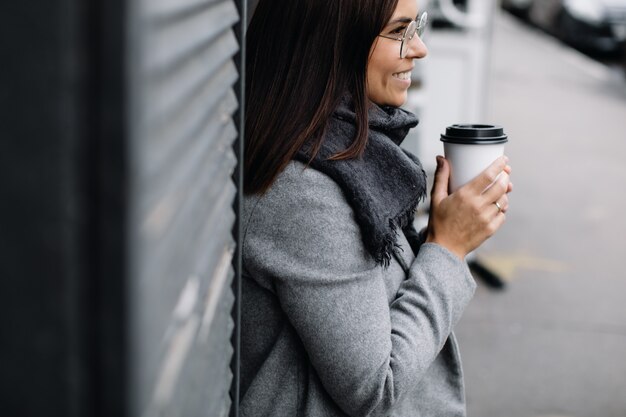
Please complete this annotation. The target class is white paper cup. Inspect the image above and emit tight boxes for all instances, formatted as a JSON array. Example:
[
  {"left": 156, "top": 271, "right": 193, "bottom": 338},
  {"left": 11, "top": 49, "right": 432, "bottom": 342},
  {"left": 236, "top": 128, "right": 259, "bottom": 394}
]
[{"left": 441, "top": 124, "right": 508, "bottom": 193}]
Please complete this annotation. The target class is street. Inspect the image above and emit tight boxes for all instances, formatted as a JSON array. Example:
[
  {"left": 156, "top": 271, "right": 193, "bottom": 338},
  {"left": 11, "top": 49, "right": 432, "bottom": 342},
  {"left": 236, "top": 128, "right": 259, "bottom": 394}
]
[{"left": 456, "top": 10, "right": 626, "bottom": 417}]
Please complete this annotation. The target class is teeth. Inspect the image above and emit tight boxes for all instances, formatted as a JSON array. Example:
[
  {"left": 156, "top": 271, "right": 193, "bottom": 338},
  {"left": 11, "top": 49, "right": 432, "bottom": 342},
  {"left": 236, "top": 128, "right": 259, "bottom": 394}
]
[{"left": 393, "top": 71, "right": 411, "bottom": 80}]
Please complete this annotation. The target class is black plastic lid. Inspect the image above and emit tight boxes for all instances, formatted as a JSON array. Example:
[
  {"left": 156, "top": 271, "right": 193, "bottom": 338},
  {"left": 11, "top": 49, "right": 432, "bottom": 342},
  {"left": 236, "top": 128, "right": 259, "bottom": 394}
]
[{"left": 440, "top": 124, "right": 508, "bottom": 144}]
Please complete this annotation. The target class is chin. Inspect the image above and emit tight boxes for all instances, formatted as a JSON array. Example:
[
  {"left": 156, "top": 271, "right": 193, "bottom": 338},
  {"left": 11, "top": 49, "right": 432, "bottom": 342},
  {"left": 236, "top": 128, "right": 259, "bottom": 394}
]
[
  {"left": 387, "top": 93, "right": 407, "bottom": 108},
  {"left": 369, "top": 90, "right": 408, "bottom": 108}
]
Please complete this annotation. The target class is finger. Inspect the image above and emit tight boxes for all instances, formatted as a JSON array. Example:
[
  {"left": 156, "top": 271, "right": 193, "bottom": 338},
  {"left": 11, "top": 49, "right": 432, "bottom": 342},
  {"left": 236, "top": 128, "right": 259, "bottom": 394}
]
[
  {"left": 493, "top": 194, "right": 509, "bottom": 214},
  {"left": 430, "top": 155, "right": 450, "bottom": 206},
  {"left": 487, "top": 211, "right": 507, "bottom": 238},
  {"left": 467, "top": 156, "right": 508, "bottom": 194},
  {"left": 507, "top": 182, "right": 513, "bottom": 193},
  {"left": 482, "top": 171, "right": 510, "bottom": 205}
]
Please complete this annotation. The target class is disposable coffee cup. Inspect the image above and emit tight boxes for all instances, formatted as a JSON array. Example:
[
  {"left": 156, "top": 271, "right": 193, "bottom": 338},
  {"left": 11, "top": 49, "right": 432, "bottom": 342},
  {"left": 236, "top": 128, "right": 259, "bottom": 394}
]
[{"left": 440, "top": 124, "right": 508, "bottom": 193}]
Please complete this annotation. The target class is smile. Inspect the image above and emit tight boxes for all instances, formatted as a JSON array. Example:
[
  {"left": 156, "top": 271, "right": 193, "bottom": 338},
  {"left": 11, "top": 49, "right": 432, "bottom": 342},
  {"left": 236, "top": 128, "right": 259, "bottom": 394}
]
[{"left": 392, "top": 71, "right": 411, "bottom": 81}]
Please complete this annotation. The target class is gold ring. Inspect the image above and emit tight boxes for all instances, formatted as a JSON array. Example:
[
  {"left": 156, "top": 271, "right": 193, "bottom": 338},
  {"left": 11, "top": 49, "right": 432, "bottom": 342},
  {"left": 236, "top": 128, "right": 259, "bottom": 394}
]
[{"left": 494, "top": 201, "right": 502, "bottom": 212}]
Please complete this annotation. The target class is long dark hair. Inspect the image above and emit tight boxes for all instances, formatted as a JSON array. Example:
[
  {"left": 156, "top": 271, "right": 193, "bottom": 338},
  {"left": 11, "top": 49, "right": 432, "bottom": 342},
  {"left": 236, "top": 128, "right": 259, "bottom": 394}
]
[{"left": 244, "top": 0, "right": 399, "bottom": 194}]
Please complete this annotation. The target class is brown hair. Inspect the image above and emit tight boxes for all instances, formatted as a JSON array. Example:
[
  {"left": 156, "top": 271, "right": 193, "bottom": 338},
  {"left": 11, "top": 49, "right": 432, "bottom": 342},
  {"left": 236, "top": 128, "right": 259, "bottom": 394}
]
[{"left": 244, "top": 0, "right": 399, "bottom": 194}]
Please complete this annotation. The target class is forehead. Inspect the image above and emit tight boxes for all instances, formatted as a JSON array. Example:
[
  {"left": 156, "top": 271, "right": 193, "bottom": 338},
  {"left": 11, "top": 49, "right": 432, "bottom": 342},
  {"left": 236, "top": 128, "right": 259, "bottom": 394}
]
[{"left": 389, "top": 0, "right": 419, "bottom": 19}]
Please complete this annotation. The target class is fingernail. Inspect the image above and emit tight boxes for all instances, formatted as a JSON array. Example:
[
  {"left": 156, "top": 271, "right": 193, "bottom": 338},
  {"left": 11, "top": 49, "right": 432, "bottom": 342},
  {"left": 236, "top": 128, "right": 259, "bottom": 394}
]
[{"left": 436, "top": 156, "right": 443, "bottom": 168}]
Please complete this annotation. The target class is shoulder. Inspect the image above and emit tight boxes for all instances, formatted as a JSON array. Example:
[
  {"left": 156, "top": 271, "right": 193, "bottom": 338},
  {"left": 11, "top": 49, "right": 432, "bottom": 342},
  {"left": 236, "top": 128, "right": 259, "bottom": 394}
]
[
  {"left": 243, "top": 161, "right": 374, "bottom": 280},
  {"left": 251, "top": 160, "right": 345, "bottom": 205},
  {"left": 243, "top": 160, "right": 352, "bottom": 230}
]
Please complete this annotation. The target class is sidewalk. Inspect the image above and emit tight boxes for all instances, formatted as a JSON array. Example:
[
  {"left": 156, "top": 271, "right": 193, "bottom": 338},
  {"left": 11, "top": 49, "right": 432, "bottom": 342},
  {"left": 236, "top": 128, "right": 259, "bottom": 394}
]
[{"left": 455, "top": 11, "right": 626, "bottom": 417}]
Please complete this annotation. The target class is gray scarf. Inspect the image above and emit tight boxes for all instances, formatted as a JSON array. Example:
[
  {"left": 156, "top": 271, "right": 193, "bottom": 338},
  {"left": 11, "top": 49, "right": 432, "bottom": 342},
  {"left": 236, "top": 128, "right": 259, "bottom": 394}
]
[{"left": 295, "top": 95, "right": 428, "bottom": 266}]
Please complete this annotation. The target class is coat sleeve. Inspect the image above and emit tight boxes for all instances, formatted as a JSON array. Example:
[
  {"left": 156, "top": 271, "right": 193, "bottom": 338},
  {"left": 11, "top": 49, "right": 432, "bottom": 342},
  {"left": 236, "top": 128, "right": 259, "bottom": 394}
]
[{"left": 243, "top": 163, "right": 476, "bottom": 417}]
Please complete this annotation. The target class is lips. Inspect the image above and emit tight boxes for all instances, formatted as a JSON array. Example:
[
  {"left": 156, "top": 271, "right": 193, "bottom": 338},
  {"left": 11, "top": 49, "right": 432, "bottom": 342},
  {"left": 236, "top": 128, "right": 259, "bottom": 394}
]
[{"left": 392, "top": 71, "right": 411, "bottom": 80}]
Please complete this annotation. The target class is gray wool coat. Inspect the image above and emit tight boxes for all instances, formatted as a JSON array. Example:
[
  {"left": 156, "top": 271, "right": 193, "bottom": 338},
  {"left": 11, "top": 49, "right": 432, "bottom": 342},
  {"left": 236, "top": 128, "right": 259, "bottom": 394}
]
[{"left": 240, "top": 161, "right": 477, "bottom": 417}]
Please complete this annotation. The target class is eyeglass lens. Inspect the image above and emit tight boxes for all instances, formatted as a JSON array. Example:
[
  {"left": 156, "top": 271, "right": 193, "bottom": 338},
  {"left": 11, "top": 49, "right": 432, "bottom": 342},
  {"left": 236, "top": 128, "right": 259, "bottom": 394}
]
[
  {"left": 400, "top": 12, "right": 427, "bottom": 58},
  {"left": 417, "top": 12, "right": 427, "bottom": 37},
  {"left": 400, "top": 21, "right": 416, "bottom": 58}
]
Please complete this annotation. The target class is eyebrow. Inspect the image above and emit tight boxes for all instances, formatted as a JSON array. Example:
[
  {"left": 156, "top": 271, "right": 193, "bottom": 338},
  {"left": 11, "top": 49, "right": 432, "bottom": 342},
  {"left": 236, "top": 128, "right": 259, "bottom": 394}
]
[{"left": 386, "top": 14, "right": 419, "bottom": 26}]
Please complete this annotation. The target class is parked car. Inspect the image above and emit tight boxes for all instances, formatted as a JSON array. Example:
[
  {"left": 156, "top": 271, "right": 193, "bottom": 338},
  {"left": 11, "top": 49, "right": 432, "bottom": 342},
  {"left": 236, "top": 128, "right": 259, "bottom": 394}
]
[
  {"left": 501, "top": 0, "right": 532, "bottom": 17},
  {"left": 523, "top": 0, "right": 626, "bottom": 55},
  {"left": 566, "top": 0, "right": 626, "bottom": 53}
]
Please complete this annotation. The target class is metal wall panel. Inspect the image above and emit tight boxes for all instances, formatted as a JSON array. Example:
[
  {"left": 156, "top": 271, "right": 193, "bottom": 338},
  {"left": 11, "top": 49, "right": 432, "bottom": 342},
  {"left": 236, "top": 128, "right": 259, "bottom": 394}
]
[{"left": 127, "top": 0, "right": 240, "bottom": 415}]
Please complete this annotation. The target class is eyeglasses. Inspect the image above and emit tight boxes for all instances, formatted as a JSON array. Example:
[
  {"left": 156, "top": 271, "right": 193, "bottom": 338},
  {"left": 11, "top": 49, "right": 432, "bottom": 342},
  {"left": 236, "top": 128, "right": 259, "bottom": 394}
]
[{"left": 378, "top": 11, "right": 428, "bottom": 59}]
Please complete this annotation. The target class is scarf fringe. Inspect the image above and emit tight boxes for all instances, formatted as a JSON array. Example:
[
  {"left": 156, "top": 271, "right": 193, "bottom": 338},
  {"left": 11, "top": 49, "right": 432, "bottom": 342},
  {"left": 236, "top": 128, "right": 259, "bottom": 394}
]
[{"left": 375, "top": 195, "right": 424, "bottom": 267}]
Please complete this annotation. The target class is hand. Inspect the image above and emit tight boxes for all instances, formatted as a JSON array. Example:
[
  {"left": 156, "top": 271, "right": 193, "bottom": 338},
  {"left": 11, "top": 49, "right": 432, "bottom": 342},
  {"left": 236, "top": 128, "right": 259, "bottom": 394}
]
[{"left": 425, "top": 155, "right": 513, "bottom": 260}]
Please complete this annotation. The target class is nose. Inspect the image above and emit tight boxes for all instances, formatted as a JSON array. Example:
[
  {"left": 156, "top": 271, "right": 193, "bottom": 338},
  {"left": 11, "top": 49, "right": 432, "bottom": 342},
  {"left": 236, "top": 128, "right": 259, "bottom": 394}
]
[{"left": 406, "top": 34, "right": 428, "bottom": 59}]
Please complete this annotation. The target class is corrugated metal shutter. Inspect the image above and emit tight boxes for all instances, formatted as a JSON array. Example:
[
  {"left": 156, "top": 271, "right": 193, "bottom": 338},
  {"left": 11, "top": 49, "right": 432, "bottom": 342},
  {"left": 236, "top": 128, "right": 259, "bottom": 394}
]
[{"left": 126, "top": 0, "right": 241, "bottom": 415}]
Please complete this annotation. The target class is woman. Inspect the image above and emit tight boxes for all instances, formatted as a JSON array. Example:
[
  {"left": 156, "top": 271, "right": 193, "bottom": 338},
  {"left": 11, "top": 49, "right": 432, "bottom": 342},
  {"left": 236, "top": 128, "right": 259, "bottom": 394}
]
[{"left": 241, "top": 0, "right": 512, "bottom": 415}]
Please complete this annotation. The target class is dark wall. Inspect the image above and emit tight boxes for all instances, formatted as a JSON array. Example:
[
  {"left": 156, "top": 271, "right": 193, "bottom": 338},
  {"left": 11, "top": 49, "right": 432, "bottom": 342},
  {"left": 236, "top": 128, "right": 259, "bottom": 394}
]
[{"left": 1, "top": 0, "right": 130, "bottom": 415}]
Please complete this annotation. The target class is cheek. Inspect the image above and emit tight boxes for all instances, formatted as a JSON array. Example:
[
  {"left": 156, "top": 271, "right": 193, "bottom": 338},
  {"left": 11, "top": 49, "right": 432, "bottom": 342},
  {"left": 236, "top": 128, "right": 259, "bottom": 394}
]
[
  {"left": 369, "top": 48, "right": 398, "bottom": 84},
  {"left": 368, "top": 56, "right": 392, "bottom": 86},
  {"left": 366, "top": 43, "right": 402, "bottom": 104}
]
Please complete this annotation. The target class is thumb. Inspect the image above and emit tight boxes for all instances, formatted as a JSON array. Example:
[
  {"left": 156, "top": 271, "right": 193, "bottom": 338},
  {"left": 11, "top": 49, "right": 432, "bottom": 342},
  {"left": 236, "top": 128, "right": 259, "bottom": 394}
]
[{"left": 431, "top": 155, "right": 450, "bottom": 205}]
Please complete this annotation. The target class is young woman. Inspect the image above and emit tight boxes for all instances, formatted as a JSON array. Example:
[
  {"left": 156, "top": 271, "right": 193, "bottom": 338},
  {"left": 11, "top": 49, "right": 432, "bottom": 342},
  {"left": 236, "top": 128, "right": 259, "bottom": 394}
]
[{"left": 240, "top": 0, "right": 512, "bottom": 415}]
